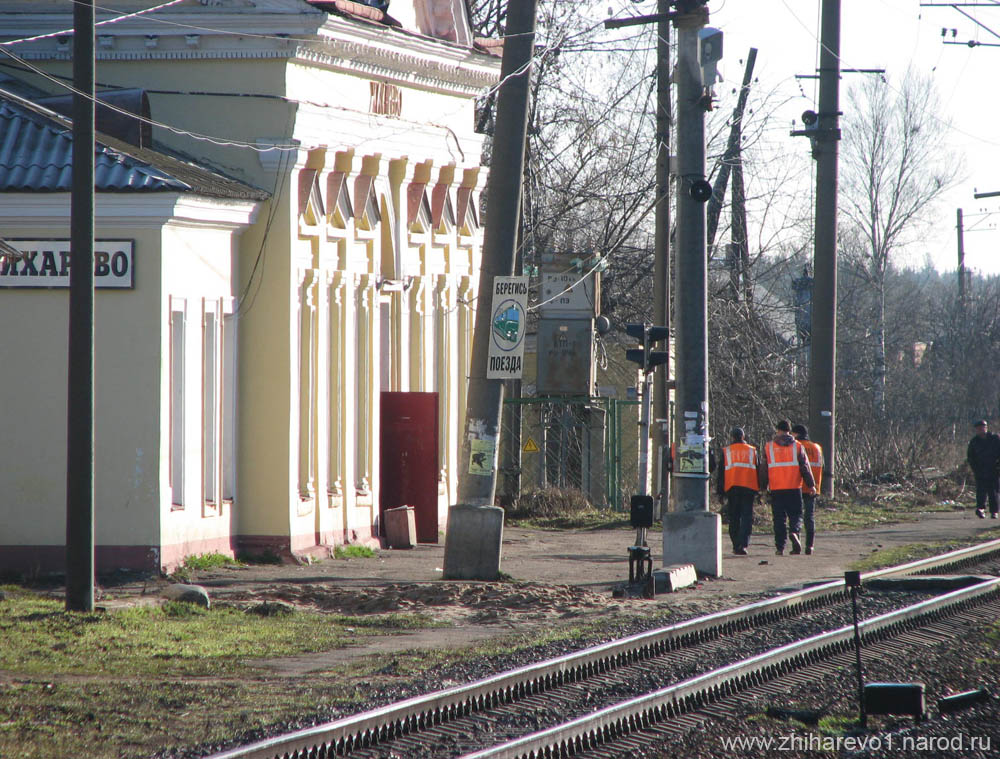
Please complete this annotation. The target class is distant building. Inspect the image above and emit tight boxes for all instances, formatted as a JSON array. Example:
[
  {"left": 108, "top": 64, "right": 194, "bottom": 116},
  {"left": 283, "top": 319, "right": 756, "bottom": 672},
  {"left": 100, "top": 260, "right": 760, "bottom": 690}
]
[{"left": 0, "top": 0, "right": 500, "bottom": 573}]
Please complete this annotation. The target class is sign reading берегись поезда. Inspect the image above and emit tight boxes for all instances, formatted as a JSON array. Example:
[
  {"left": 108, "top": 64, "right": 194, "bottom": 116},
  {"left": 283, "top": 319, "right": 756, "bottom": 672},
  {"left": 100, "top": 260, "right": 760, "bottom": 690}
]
[{"left": 487, "top": 276, "right": 528, "bottom": 379}]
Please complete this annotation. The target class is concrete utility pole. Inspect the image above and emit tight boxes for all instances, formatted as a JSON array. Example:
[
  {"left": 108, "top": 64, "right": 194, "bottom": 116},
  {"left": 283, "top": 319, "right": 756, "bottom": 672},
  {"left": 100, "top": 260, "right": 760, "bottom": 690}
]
[
  {"left": 663, "top": 2, "right": 721, "bottom": 577},
  {"left": 443, "top": 0, "right": 537, "bottom": 581},
  {"left": 807, "top": 0, "right": 841, "bottom": 498},
  {"left": 653, "top": 0, "right": 672, "bottom": 517},
  {"left": 67, "top": 0, "right": 96, "bottom": 612}
]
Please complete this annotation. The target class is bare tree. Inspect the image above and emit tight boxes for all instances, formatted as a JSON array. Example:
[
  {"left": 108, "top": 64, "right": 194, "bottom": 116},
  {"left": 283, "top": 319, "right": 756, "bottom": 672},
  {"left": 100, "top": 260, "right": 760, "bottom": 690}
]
[{"left": 840, "top": 69, "right": 961, "bottom": 418}]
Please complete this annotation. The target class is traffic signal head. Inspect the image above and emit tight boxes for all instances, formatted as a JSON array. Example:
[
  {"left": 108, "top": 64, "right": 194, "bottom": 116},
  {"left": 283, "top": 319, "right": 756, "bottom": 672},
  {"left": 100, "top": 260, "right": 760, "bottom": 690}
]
[
  {"left": 625, "top": 323, "right": 646, "bottom": 340},
  {"left": 647, "top": 326, "right": 670, "bottom": 343},
  {"left": 625, "top": 348, "right": 646, "bottom": 366}
]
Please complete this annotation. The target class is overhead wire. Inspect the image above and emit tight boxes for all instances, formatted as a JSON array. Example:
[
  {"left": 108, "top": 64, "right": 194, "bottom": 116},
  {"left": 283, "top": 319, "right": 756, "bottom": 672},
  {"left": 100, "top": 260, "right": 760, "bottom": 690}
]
[
  {"left": 0, "top": 3, "right": 628, "bottom": 161},
  {"left": 777, "top": 0, "right": 1000, "bottom": 149}
]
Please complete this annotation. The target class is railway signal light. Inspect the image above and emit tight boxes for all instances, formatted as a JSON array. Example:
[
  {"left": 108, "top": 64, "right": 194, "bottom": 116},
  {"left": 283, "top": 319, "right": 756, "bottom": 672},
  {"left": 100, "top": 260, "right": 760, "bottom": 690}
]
[{"left": 625, "top": 323, "right": 670, "bottom": 373}]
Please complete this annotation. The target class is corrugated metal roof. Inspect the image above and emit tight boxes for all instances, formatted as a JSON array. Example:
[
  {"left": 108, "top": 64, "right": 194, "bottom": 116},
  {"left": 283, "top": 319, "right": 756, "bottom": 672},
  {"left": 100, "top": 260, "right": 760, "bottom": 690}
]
[{"left": 0, "top": 90, "right": 268, "bottom": 201}]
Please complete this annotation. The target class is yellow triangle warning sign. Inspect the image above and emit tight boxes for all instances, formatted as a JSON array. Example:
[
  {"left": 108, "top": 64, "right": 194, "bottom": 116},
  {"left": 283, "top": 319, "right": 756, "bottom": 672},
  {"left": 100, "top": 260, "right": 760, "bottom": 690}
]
[{"left": 523, "top": 437, "right": 539, "bottom": 453}]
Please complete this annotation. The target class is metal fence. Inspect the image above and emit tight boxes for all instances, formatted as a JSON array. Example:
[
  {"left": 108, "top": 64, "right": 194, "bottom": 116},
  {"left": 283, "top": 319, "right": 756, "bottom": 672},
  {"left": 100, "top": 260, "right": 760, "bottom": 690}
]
[{"left": 498, "top": 397, "right": 640, "bottom": 511}]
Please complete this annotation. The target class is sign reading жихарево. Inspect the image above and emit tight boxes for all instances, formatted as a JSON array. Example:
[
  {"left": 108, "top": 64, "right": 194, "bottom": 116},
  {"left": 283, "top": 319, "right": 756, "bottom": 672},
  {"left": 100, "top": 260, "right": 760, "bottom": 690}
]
[{"left": 0, "top": 240, "right": 135, "bottom": 289}]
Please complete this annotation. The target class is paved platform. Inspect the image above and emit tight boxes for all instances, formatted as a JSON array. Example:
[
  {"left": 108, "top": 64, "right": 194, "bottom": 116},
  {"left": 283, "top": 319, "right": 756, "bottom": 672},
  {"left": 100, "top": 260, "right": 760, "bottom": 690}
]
[
  {"left": 464, "top": 511, "right": 989, "bottom": 597},
  {"left": 187, "top": 509, "right": 1000, "bottom": 603}
]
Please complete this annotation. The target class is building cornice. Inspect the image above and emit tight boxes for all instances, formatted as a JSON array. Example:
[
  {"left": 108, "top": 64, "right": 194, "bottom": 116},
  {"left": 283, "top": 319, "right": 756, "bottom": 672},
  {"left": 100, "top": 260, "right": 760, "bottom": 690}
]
[
  {"left": 0, "top": 192, "right": 260, "bottom": 229},
  {"left": 4, "top": 5, "right": 500, "bottom": 96}
]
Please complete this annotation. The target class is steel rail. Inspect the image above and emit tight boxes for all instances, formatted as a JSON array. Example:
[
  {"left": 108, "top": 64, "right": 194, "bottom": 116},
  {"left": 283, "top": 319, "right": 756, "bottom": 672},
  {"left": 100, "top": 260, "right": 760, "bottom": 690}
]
[
  {"left": 460, "top": 577, "right": 1000, "bottom": 759},
  {"left": 202, "top": 538, "right": 1000, "bottom": 759}
]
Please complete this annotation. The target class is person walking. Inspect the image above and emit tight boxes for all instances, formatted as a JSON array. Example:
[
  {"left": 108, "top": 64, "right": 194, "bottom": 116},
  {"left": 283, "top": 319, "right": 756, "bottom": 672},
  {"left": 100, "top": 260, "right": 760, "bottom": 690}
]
[
  {"left": 966, "top": 419, "right": 1000, "bottom": 519},
  {"left": 716, "top": 428, "right": 762, "bottom": 555},
  {"left": 792, "top": 423, "right": 824, "bottom": 554},
  {"left": 762, "top": 419, "right": 815, "bottom": 555}
]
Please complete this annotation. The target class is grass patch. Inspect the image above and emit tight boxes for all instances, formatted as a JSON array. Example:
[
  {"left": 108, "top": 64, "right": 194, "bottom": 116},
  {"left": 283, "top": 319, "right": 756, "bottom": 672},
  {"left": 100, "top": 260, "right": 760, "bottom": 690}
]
[
  {"left": 817, "top": 713, "right": 860, "bottom": 736},
  {"left": 333, "top": 545, "right": 376, "bottom": 559},
  {"left": 745, "top": 492, "right": 965, "bottom": 534},
  {"left": 503, "top": 487, "right": 630, "bottom": 530},
  {"left": 0, "top": 586, "right": 442, "bottom": 758},
  {"left": 506, "top": 507, "right": 632, "bottom": 530},
  {"left": 183, "top": 552, "right": 245, "bottom": 571},
  {"left": 849, "top": 527, "right": 1000, "bottom": 571}
]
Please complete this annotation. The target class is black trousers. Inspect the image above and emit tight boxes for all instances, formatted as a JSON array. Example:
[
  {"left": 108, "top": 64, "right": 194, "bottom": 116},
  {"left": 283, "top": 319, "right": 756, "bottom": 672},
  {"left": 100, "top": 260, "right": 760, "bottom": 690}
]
[
  {"left": 726, "top": 489, "right": 755, "bottom": 551},
  {"left": 802, "top": 493, "right": 817, "bottom": 549},
  {"left": 975, "top": 476, "right": 999, "bottom": 514},
  {"left": 770, "top": 489, "right": 803, "bottom": 551}
]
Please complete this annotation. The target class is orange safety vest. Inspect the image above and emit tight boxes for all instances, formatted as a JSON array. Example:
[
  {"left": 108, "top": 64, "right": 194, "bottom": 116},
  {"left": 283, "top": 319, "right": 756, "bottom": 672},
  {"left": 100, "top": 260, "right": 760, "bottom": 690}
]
[
  {"left": 723, "top": 443, "right": 759, "bottom": 492},
  {"left": 766, "top": 440, "right": 805, "bottom": 491},
  {"left": 799, "top": 439, "right": 824, "bottom": 493}
]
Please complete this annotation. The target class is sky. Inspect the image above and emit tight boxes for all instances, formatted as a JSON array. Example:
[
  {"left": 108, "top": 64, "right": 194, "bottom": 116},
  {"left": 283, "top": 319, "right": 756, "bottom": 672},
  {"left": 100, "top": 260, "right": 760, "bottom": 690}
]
[{"left": 688, "top": 0, "right": 1000, "bottom": 275}]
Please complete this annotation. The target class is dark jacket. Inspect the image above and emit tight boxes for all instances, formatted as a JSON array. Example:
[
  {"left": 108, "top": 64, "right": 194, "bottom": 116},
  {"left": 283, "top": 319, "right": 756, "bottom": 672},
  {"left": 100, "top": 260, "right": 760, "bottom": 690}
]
[
  {"left": 967, "top": 432, "right": 1000, "bottom": 479},
  {"left": 760, "top": 433, "right": 816, "bottom": 492}
]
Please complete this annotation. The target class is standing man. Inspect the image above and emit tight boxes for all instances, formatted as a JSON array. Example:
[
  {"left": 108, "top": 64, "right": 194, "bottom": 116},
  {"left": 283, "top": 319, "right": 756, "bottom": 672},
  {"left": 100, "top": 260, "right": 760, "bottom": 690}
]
[
  {"left": 792, "top": 423, "right": 824, "bottom": 554},
  {"left": 716, "top": 428, "right": 761, "bottom": 556},
  {"left": 967, "top": 420, "right": 1000, "bottom": 519},
  {"left": 763, "top": 419, "right": 815, "bottom": 555}
]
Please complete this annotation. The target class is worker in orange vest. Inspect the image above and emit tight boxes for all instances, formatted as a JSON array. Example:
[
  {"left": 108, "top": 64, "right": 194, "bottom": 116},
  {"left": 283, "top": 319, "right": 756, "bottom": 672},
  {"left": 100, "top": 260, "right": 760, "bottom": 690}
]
[
  {"left": 762, "top": 419, "right": 816, "bottom": 556},
  {"left": 716, "top": 427, "right": 763, "bottom": 555},
  {"left": 792, "top": 423, "right": 824, "bottom": 555}
]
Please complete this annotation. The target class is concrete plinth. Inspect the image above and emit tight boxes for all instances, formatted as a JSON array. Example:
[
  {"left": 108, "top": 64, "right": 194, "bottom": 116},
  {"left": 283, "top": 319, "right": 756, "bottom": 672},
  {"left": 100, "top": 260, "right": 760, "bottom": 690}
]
[
  {"left": 662, "top": 510, "right": 722, "bottom": 577},
  {"left": 652, "top": 563, "right": 698, "bottom": 593},
  {"left": 442, "top": 504, "right": 504, "bottom": 580}
]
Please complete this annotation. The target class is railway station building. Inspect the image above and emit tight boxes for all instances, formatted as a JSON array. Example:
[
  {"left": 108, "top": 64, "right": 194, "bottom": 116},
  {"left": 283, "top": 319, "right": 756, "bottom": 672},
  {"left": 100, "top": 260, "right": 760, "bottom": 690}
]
[{"left": 0, "top": 0, "right": 499, "bottom": 573}]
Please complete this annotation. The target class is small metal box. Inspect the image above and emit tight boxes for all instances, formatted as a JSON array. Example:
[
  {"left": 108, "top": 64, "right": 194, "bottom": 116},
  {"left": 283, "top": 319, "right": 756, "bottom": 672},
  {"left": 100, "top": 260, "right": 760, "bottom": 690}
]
[
  {"left": 864, "top": 682, "right": 925, "bottom": 720},
  {"left": 630, "top": 495, "right": 654, "bottom": 528}
]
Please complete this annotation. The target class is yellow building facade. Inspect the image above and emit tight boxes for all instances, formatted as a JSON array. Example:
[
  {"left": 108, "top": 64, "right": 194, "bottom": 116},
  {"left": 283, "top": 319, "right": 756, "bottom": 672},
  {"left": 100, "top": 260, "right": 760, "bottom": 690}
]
[{"left": 0, "top": 0, "right": 498, "bottom": 571}]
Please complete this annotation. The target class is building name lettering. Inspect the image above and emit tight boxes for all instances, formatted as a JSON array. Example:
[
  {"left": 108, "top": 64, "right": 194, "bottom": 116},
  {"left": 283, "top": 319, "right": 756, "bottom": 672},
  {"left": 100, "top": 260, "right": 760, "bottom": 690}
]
[{"left": 0, "top": 240, "right": 135, "bottom": 289}]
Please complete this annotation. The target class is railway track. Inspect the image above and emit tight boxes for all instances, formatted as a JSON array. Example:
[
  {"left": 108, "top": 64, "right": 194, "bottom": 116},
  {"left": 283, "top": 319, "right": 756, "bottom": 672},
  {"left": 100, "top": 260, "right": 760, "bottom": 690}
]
[{"left": 203, "top": 538, "right": 1000, "bottom": 759}]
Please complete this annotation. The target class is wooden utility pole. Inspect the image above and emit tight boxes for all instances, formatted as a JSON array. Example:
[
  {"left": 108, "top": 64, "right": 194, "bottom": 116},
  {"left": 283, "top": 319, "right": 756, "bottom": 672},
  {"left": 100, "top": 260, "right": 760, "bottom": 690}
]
[
  {"left": 67, "top": 0, "right": 96, "bottom": 611},
  {"left": 706, "top": 48, "right": 757, "bottom": 253},
  {"left": 956, "top": 208, "right": 966, "bottom": 305},
  {"left": 605, "top": 1, "right": 674, "bottom": 515},
  {"left": 443, "top": 0, "right": 537, "bottom": 580},
  {"left": 652, "top": 0, "right": 672, "bottom": 514},
  {"left": 807, "top": 0, "right": 841, "bottom": 498}
]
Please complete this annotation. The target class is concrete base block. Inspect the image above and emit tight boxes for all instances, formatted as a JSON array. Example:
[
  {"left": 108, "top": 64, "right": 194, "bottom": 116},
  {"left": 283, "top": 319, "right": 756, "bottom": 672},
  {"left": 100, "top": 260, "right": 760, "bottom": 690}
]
[
  {"left": 442, "top": 504, "right": 504, "bottom": 580},
  {"left": 652, "top": 563, "right": 698, "bottom": 593},
  {"left": 662, "top": 510, "right": 722, "bottom": 577}
]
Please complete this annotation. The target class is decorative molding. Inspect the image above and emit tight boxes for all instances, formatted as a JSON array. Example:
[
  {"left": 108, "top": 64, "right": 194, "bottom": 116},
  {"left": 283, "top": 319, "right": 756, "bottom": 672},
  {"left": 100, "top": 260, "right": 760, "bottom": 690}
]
[
  {"left": 0, "top": 193, "right": 260, "bottom": 229},
  {"left": 436, "top": 275, "right": 452, "bottom": 311},
  {"left": 299, "top": 268, "right": 317, "bottom": 310},
  {"left": 410, "top": 276, "right": 427, "bottom": 315},
  {"left": 326, "top": 269, "right": 348, "bottom": 306},
  {"left": 9, "top": 10, "right": 499, "bottom": 95}
]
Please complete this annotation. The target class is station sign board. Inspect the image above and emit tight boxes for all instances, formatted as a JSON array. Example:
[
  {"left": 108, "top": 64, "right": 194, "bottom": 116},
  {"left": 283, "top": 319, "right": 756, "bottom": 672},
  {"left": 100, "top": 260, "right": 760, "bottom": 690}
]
[{"left": 0, "top": 239, "right": 135, "bottom": 289}]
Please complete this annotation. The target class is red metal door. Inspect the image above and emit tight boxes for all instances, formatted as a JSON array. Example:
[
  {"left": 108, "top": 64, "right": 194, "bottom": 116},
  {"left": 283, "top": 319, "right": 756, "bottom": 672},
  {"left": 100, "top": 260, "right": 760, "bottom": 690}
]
[{"left": 380, "top": 392, "right": 439, "bottom": 543}]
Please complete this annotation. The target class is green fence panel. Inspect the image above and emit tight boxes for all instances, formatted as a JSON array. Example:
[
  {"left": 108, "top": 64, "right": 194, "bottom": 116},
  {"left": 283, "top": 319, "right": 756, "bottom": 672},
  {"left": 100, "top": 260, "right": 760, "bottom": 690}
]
[{"left": 499, "top": 396, "right": 639, "bottom": 511}]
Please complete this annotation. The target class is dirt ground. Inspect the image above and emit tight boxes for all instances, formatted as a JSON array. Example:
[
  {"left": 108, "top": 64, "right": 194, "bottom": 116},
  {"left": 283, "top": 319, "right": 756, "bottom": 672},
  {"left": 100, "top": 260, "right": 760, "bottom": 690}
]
[{"left": 101, "top": 509, "right": 1000, "bottom": 670}]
